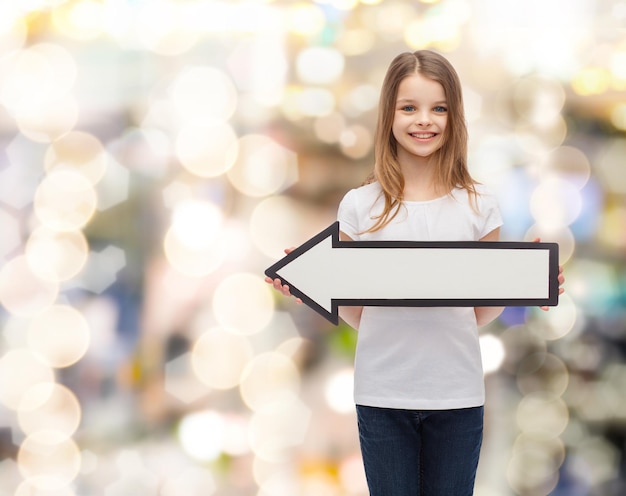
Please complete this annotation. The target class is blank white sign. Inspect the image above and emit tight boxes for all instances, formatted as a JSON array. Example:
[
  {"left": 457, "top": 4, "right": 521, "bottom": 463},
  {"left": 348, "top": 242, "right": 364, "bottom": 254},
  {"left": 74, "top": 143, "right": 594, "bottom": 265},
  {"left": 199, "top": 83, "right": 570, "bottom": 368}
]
[{"left": 266, "top": 222, "right": 559, "bottom": 324}]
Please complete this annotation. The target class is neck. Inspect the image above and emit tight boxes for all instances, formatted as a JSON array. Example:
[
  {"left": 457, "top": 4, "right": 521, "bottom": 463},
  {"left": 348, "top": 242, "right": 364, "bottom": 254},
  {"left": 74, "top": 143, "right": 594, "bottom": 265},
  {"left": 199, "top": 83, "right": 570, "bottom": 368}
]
[{"left": 398, "top": 150, "right": 444, "bottom": 201}]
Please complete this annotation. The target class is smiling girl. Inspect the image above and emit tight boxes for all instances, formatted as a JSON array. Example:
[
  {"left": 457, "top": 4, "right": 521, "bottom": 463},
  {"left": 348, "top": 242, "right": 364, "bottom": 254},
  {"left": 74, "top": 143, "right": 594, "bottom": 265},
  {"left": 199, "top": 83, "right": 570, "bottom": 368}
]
[
  {"left": 335, "top": 50, "right": 499, "bottom": 496},
  {"left": 268, "top": 49, "right": 563, "bottom": 495}
]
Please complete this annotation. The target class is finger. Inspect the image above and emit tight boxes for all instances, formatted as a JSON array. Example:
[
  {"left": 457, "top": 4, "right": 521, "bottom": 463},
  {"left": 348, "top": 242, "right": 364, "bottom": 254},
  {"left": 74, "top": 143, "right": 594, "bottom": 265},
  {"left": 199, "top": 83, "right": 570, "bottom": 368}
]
[
  {"left": 532, "top": 237, "right": 541, "bottom": 243},
  {"left": 284, "top": 246, "right": 296, "bottom": 254}
]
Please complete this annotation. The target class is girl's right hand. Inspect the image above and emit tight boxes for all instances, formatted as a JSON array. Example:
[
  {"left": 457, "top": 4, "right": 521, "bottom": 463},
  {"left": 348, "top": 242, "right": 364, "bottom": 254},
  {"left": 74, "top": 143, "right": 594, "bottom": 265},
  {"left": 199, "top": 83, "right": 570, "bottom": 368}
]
[{"left": 264, "top": 248, "right": 303, "bottom": 304}]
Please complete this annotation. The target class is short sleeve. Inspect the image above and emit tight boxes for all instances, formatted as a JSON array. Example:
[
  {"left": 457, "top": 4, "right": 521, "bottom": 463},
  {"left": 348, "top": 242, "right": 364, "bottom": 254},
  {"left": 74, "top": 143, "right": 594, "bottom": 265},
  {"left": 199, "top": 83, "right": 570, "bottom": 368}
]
[
  {"left": 337, "top": 189, "right": 359, "bottom": 239},
  {"left": 478, "top": 188, "right": 503, "bottom": 238}
]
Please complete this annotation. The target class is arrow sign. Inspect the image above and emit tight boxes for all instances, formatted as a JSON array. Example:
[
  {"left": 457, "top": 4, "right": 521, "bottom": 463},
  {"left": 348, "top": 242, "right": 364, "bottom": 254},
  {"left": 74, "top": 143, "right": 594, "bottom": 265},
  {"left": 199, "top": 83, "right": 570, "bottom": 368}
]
[{"left": 265, "top": 222, "right": 560, "bottom": 325}]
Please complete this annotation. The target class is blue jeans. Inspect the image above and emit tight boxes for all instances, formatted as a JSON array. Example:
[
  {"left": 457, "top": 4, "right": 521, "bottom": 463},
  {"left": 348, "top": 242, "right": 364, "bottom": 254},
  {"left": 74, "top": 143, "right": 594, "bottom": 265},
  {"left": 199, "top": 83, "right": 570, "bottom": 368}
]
[{"left": 356, "top": 405, "right": 484, "bottom": 496}]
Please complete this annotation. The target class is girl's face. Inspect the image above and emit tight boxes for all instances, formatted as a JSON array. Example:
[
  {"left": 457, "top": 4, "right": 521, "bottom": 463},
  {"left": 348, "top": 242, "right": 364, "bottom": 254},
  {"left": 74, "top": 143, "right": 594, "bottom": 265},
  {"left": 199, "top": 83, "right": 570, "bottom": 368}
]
[{"left": 392, "top": 73, "right": 448, "bottom": 164}]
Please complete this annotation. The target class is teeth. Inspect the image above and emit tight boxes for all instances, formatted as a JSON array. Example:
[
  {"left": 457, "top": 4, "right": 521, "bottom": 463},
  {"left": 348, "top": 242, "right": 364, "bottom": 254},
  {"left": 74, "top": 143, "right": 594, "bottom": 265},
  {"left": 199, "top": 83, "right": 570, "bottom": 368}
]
[{"left": 411, "top": 133, "right": 436, "bottom": 138}]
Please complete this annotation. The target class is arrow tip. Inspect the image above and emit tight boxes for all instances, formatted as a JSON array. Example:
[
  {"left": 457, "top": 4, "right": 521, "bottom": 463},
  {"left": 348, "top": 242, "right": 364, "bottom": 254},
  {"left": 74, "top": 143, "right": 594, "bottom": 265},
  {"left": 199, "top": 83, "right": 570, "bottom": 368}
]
[{"left": 264, "top": 222, "right": 341, "bottom": 325}]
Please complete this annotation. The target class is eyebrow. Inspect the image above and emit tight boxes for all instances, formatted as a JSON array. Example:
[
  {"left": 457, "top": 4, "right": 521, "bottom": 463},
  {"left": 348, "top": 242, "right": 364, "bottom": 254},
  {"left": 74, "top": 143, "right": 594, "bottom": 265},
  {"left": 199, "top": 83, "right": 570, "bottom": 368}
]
[{"left": 397, "top": 98, "right": 448, "bottom": 105}]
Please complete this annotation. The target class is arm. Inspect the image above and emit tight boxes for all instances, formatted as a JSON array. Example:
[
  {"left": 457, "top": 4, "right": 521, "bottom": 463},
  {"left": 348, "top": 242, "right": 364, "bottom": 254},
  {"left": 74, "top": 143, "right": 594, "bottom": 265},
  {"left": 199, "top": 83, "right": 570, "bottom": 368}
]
[{"left": 474, "top": 227, "right": 504, "bottom": 327}]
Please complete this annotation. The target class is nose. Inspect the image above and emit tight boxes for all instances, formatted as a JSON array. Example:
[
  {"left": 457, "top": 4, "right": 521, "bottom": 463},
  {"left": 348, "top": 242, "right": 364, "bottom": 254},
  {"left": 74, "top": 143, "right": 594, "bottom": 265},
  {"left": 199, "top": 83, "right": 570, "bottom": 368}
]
[{"left": 415, "top": 109, "right": 431, "bottom": 126}]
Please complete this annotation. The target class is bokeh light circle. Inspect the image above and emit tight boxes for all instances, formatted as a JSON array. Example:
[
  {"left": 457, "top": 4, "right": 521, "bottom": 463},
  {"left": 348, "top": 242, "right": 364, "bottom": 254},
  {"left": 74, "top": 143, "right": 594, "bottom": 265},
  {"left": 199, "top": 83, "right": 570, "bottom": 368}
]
[
  {"left": 499, "top": 324, "right": 548, "bottom": 375},
  {"left": 170, "top": 200, "right": 223, "bottom": 249},
  {"left": 34, "top": 170, "right": 98, "bottom": 232},
  {"left": 541, "top": 146, "right": 591, "bottom": 189},
  {"left": 346, "top": 84, "right": 380, "bottom": 115},
  {"left": 227, "top": 134, "right": 296, "bottom": 197},
  {"left": 28, "top": 43, "right": 77, "bottom": 93},
  {"left": 51, "top": 0, "right": 105, "bottom": 41},
  {"left": 516, "top": 352, "right": 569, "bottom": 397},
  {"left": 480, "top": 333, "right": 506, "bottom": 375},
  {"left": 324, "top": 368, "right": 354, "bottom": 414},
  {"left": 339, "top": 125, "right": 373, "bottom": 159},
  {"left": 513, "top": 434, "right": 566, "bottom": 471},
  {"left": 610, "top": 103, "right": 626, "bottom": 131},
  {"left": 287, "top": 3, "right": 325, "bottom": 36},
  {"left": 572, "top": 66, "right": 611, "bottom": 96},
  {"left": 529, "top": 177, "right": 582, "bottom": 229},
  {"left": 0, "top": 43, "right": 78, "bottom": 142},
  {"left": 252, "top": 457, "right": 292, "bottom": 490},
  {"left": 506, "top": 434, "right": 563, "bottom": 495},
  {"left": 532, "top": 293, "right": 578, "bottom": 341},
  {"left": 16, "top": 95, "right": 79, "bottom": 143},
  {"left": 163, "top": 200, "right": 226, "bottom": 277},
  {"left": 239, "top": 352, "right": 300, "bottom": 411},
  {"left": 18, "top": 383, "right": 82, "bottom": 439},
  {"left": 0, "top": 43, "right": 77, "bottom": 112},
  {"left": 524, "top": 224, "right": 575, "bottom": 264},
  {"left": 212, "top": 273, "right": 274, "bottom": 335},
  {"left": 516, "top": 392, "right": 569, "bottom": 438},
  {"left": 175, "top": 121, "right": 238, "bottom": 177},
  {"left": 296, "top": 47, "right": 344, "bottom": 85},
  {"left": 163, "top": 226, "right": 226, "bottom": 277},
  {"left": 44, "top": 131, "right": 108, "bottom": 185},
  {"left": 17, "top": 431, "right": 81, "bottom": 491},
  {"left": 191, "top": 327, "right": 254, "bottom": 389},
  {"left": 248, "top": 393, "right": 310, "bottom": 462},
  {"left": 0, "top": 349, "right": 55, "bottom": 410},
  {"left": 27, "top": 305, "right": 90, "bottom": 368},
  {"left": 26, "top": 227, "right": 89, "bottom": 283},
  {"left": 178, "top": 410, "right": 225, "bottom": 462},
  {"left": 250, "top": 195, "right": 308, "bottom": 259},
  {"left": 0, "top": 256, "right": 59, "bottom": 317}
]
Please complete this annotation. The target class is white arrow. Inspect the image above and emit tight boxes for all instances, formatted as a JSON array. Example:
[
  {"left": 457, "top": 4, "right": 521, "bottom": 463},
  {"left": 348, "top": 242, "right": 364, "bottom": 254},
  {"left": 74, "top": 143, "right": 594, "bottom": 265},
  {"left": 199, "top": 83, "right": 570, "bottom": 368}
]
[{"left": 265, "top": 222, "right": 560, "bottom": 325}]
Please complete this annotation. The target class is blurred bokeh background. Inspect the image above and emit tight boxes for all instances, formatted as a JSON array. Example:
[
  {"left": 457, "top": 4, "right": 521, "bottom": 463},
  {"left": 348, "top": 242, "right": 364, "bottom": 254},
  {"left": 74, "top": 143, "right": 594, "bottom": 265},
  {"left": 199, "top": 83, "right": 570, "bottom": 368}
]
[{"left": 0, "top": 0, "right": 625, "bottom": 494}]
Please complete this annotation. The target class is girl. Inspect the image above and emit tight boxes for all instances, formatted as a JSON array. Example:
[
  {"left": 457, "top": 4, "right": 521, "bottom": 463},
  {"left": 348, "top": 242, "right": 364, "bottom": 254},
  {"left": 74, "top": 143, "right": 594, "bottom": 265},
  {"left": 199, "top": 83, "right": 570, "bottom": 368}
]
[{"left": 267, "top": 50, "right": 563, "bottom": 495}]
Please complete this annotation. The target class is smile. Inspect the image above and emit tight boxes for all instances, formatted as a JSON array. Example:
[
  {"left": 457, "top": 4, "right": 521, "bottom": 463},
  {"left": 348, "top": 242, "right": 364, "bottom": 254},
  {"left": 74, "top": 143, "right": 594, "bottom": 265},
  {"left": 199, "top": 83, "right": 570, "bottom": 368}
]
[{"left": 410, "top": 133, "right": 437, "bottom": 139}]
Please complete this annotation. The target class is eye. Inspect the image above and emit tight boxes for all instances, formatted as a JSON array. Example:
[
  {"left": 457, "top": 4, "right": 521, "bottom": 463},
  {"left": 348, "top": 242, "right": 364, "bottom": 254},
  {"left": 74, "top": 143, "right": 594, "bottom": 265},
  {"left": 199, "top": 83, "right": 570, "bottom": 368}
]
[
  {"left": 401, "top": 105, "right": 416, "bottom": 112},
  {"left": 434, "top": 105, "right": 448, "bottom": 113}
]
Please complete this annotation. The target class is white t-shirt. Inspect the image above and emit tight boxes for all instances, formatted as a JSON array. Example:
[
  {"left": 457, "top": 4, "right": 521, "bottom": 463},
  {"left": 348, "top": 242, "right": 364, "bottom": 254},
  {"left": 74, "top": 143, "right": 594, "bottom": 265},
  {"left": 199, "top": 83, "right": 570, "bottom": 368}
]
[{"left": 337, "top": 181, "right": 503, "bottom": 410}]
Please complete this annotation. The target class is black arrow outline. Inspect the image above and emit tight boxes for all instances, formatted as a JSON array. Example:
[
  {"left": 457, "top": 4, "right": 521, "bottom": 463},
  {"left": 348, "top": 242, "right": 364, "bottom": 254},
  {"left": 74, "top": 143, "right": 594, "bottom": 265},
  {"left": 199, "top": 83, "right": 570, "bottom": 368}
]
[{"left": 265, "top": 222, "right": 560, "bottom": 325}]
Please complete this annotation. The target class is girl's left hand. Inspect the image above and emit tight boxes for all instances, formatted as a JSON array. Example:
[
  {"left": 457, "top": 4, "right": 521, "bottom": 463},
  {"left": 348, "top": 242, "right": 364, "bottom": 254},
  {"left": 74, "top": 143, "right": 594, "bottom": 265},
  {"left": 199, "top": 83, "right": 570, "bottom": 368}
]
[{"left": 533, "top": 237, "right": 565, "bottom": 311}]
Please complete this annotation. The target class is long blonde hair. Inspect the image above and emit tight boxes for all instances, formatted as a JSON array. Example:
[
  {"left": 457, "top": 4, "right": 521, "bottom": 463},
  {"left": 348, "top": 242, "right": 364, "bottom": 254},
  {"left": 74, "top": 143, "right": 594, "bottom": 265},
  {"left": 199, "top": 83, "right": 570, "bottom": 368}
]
[{"left": 365, "top": 50, "right": 477, "bottom": 233}]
